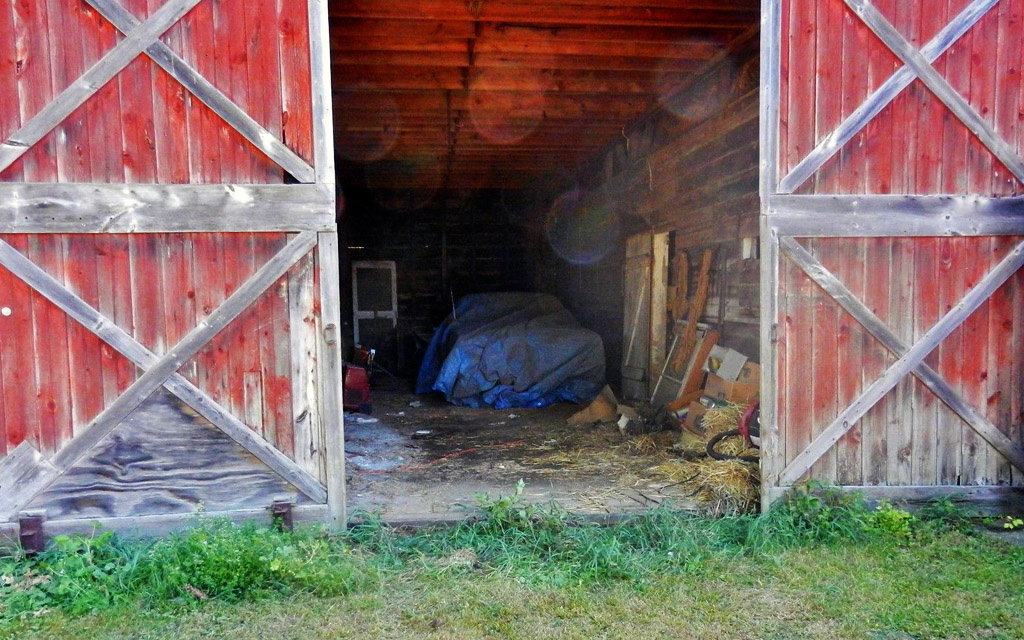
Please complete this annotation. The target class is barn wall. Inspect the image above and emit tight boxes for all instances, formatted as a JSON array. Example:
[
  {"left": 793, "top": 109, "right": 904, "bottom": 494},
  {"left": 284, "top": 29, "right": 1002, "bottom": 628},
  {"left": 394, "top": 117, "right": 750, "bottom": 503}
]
[
  {"left": 343, "top": 189, "right": 535, "bottom": 375},
  {"left": 518, "top": 27, "right": 762, "bottom": 396},
  {"left": 763, "top": 0, "right": 1024, "bottom": 506}
]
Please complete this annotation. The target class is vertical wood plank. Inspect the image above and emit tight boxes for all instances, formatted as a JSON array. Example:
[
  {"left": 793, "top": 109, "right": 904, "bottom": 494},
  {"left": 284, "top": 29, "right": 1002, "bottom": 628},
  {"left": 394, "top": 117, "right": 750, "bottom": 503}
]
[
  {"left": 839, "top": 0, "right": 869, "bottom": 195},
  {"left": 308, "top": 0, "right": 335, "bottom": 184},
  {"left": 941, "top": 0, "right": 970, "bottom": 195},
  {"left": 318, "top": 232, "right": 346, "bottom": 528},
  {"left": 760, "top": 220, "right": 783, "bottom": 508},
  {"left": 218, "top": 0, "right": 253, "bottom": 183},
  {"left": 118, "top": 0, "right": 157, "bottom": 183},
  {"left": 990, "top": 0, "right": 1022, "bottom": 194},
  {"left": 987, "top": 236, "right": 1015, "bottom": 485},
  {"left": 222, "top": 232, "right": 246, "bottom": 425},
  {"left": 915, "top": 1, "right": 947, "bottom": 195},
  {"left": 887, "top": 237, "right": 914, "bottom": 485},
  {"left": 809, "top": 238, "right": 837, "bottom": 483},
  {"left": 813, "top": 0, "right": 842, "bottom": 192},
  {"left": 835, "top": 237, "right": 865, "bottom": 485},
  {"left": 246, "top": 0, "right": 283, "bottom": 183},
  {"left": 861, "top": 237, "right": 891, "bottom": 485},
  {"left": 783, "top": 239, "right": 814, "bottom": 477},
  {"left": 27, "top": 235, "right": 72, "bottom": 454},
  {"left": 86, "top": 0, "right": 126, "bottom": 183},
  {"left": 46, "top": 0, "right": 86, "bottom": 182},
  {"left": 13, "top": 0, "right": 59, "bottom": 182},
  {"left": 648, "top": 232, "right": 669, "bottom": 392},
  {"left": 92, "top": 235, "right": 122, "bottom": 410},
  {"left": 289, "top": 252, "right": 322, "bottom": 482},
  {"left": 936, "top": 236, "right": 964, "bottom": 485},
  {"left": 966, "top": 0, "right": 996, "bottom": 195},
  {"left": 107, "top": 233, "right": 136, "bottom": 397},
  {"left": 864, "top": 0, "right": 896, "bottom": 194},
  {"left": 0, "top": 0, "right": 23, "bottom": 181},
  {"left": 912, "top": 237, "right": 939, "bottom": 485},
  {"left": 776, "top": 0, "right": 790, "bottom": 185},
  {"left": 961, "top": 236, "right": 990, "bottom": 484},
  {"left": 1011, "top": 251, "right": 1024, "bottom": 486},
  {"left": 63, "top": 235, "right": 105, "bottom": 438},
  {"left": 0, "top": 236, "right": 38, "bottom": 452},
  {"left": 279, "top": 0, "right": 314, "bottom": 167},
  {"left": 181, "top": 0, "right": 220, "bottom": 183},
  {"left": 786, "top": 0, "right": 815, "bottom": 187},
  {"left": 149, "top": 0, "right": 189, "bottom": 184}
]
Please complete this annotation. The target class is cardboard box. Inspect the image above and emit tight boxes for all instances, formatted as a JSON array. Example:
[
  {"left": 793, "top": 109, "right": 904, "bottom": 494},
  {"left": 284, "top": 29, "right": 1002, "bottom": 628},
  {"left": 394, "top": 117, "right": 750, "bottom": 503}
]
[
  {"left": 683, "top": 401, "right": 707, "bottom": 434},
  {"left": 705, "top": 374, "right": 760, "bottom": 405},
  {"left": 737, "top": 361, "right": 760, "bottom": 386}
]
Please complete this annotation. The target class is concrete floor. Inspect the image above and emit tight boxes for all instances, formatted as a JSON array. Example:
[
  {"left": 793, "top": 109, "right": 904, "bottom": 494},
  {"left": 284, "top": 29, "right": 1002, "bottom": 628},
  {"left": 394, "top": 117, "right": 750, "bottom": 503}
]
[{"left": 344, "top": 379, "right": 700, "bottom": 523}]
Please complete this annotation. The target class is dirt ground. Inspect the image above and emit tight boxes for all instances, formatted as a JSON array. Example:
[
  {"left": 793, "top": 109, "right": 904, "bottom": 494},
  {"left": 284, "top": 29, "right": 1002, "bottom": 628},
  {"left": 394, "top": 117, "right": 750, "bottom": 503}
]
[{"left": 345, "top": 378, "right": 708, "bottom": 522}]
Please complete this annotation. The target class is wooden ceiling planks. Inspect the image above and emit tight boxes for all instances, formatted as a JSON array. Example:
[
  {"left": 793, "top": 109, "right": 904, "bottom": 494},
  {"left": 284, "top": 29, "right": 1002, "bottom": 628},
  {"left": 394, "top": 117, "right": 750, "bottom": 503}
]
[{"left": 331, "top": 0, "right": 760, "bottom": 190}]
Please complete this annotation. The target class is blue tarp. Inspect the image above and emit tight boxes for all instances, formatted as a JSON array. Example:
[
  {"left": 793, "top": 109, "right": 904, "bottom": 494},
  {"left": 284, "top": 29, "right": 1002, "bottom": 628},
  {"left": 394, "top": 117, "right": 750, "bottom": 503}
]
[{"left": 415, "top": 293, "right": 605, "bottom": 409}]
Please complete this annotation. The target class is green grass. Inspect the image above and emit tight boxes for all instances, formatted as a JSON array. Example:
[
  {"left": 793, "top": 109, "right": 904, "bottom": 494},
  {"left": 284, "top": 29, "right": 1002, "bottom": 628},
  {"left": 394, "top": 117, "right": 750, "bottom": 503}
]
[{"left": 2, "top": 484, "right": 1022, "bottom": 639}]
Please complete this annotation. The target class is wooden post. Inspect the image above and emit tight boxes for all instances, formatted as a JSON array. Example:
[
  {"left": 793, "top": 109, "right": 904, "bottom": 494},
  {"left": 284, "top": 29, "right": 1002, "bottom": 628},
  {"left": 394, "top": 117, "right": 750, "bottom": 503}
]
[{"left": 318, "top": 231, "right": 346, "bottom": 532}]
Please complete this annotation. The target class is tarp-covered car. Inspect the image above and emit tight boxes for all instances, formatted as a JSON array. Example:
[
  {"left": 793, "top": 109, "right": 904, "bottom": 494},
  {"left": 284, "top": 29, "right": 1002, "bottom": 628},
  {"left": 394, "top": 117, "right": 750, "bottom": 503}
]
[{"left": 416, "top": 293, "right": 605, "bottom": 409}]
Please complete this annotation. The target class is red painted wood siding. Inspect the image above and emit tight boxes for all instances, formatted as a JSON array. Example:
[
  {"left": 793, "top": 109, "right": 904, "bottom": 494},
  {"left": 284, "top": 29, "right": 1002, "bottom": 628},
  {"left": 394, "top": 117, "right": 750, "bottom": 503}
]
[
  {"left": 0, "top": 233, "right": 303, "bottom": 460},
  {"left": 778, "top": 0, "right": 1024, "bottom": 196},
  {"left": 777, "top": 237, "right": 1024, "bottom": 487},
  {"left": 0, "top": 0, "right": 314, "bottom": 184}
]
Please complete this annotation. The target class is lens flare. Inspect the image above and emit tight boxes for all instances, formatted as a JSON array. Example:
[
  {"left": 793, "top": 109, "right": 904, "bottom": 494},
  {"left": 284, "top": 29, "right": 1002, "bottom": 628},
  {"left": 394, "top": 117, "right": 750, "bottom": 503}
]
[
  {"left": 655, "top": 48, "right": 737, "bottom": 122},
  {"left": 469, "top": 68, "right": 547, "bottom": 145},
  {"left": 544, "top": 188, "right": 620, "bottom": 265},
  {"left": 336, "top": 92, "right": 401, "bottom": 163},
  {"left": 365, "top": 153, "right": 441, "bottom": 211}
]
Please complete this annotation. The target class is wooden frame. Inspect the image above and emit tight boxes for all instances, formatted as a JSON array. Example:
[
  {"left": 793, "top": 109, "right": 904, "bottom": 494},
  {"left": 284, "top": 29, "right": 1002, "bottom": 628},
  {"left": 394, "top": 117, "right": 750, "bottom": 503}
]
[
  {"left": 0, "top": 0, "right": 344, "bottom": 533},
  {"left": 760, "top": 0, "right": 1024, "bottom": 509}
]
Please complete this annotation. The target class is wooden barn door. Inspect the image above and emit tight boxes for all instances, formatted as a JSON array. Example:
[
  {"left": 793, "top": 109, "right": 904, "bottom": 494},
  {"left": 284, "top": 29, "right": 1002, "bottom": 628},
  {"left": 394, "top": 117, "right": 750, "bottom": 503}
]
[
  {"left": 0, "top": 0, "right": 345, "bottom": 536},
  {"left": 761, "top": 0, "right": 1024, "bottom": 509}
]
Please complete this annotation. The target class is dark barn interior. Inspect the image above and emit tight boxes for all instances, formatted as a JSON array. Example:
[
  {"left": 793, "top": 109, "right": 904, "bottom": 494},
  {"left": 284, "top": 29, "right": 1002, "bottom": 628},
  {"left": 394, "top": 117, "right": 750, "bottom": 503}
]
[{"left": 332, "top": 1, "right": 764, "bottom": 519}]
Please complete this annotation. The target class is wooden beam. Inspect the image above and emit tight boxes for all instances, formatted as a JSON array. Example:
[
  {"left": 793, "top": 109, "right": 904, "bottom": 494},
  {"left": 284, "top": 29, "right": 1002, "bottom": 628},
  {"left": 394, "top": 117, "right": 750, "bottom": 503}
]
[
  {"left": 0, "top": 0, "right": 204, "bottom": 172},
  {"left": 329, "top": 0, "right": 757, "bottom": 28},
  {"left": 779, "top": 236, "right": 1024, "bottom": 476},
  {"left": 2, "top": 232, "right": 319, "bottom": 516},
  {"left": 333, "top": 51, "right": 703, "bottom": 73},
  {"left": 317, "top": 232, "right": 346, "bottom": 531},
  {"left": 333, "top": 35, "right": 717, "bottom": 60},
  {"left": 779, "top": 0, "right": 999, "bottom": 194},
  {"left": 767, "top": 195, "right": 1024, "bottom": 237},
  {"left": 778, "top": 238, "right": 1024, "bottom": 486},
  {"left": 759, "top": 0, "right": 782, "bottom": 202},
  {"left": 84, "top": 0, "right": 316, "bottom": 183},
  {"left": 0, "top": 504, "right": 330, "bottom": 546},
  {"left": 309, "top": 0, "right": 337, "bottom": 186},
  {"left": 844, "top": 0, "right": 1024, "bottom": 185},
  {"left": 764, "top": 485, "right": 1024, "bottom": 515},
  {"left": 0, "top": 183, "right": 334, "bottom": 233}
]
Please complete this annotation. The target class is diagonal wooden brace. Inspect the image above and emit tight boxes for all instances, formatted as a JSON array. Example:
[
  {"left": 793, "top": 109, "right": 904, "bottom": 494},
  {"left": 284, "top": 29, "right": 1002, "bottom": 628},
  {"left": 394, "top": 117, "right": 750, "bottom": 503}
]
[
  {"left": 83, "top": 0, "right": 316, "bottom": 183},
  {"left": 779, "top": 237, "right": 1024, "bottom": 486},
  {"left": 844, "top": 0, "right": 1024, "bottom": 185},
  {"left": 779, "top": 0, "right": 999, "bottom": 193},
  {"left": 0, "top": 237, "right": 327, "bottom": 504},
  {"left": 0, "top": 0, "right": 205, "bottom": 173},
  {"left": 778, "top": 237, "right": 1024, "bottom": 478},
  {"left": 0, "top": 232, "right": 319, "bottom": 518}
]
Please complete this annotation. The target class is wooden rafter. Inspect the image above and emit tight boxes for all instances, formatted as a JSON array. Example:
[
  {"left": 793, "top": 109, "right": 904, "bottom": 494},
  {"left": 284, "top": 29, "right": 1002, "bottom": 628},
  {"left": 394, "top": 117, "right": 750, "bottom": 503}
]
[
  {"left": 0, "top": 232, "right": 320, "bottom": 518},
  {"left": 777, "top": 237, "right": 1024, "bottom": 486}
]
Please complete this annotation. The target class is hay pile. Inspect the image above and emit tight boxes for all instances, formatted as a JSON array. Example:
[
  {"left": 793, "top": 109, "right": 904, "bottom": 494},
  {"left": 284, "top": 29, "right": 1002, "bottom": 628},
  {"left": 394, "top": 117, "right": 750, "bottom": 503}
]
[{"left": 673, "top": 403, "right": 761, "bottom": 514}]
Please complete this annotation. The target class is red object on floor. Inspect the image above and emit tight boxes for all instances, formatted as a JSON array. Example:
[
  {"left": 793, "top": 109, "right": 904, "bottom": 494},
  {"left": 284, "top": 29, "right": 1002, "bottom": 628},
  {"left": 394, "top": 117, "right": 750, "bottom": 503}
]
[{"left": 343, "top": 364, "right": 372, "bottom": 414}]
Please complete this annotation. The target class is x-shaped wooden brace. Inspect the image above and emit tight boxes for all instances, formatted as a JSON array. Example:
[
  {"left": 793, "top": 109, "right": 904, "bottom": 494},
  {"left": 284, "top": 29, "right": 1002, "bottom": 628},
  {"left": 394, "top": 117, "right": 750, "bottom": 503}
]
[
  {"left": 777, "top": 236, "right": 1024, "bottom": 486},
  {"left": 0, "top": 0, "right": 314, "bottom": 182},
  {"left": 0, "top": 232, "right": 326, "bottom": 519},
  {"left": 779, "top": 0, "right": 1024, "bottom": 194}
]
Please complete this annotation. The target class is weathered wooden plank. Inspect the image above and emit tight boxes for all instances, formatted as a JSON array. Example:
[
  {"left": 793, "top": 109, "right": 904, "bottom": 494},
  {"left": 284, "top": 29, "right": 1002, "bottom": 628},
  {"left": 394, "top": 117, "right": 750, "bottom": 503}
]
[
  {"left": 834, "top": 237, "right": 865, "bottom": 485},
  {"left": 0, "top": 0, "right": 22, "bottom": 181},
  {"left": 987, "top": 236, "right": 1016, "bottom": 485},
  {"left": 317, "top": 231, "right": 346, "bottom": 531},
  {"left": 844, "top": 0, "right": 1024, "bottom": 185},
  {"left": 911, "top": 237, "right": 939, "bottom": 485},
  {"left": 1, "top": 232, "right": 319, "bottom": 514},
  {"left": 765, "top": 485, "right": 1024, "bottom": 515},
  {"left": 759, "top": 220, "right": 781, "bottom": 509},
  {"left": 648, "top": 233, "right": 669, "bottom": 392},
  {"left": 0, "top": 183, "right": 335, "bottom": 233},
  {"left": 63, "top": 234, "right": 106, "bottom": 436},
  {"left": 0, "top": 236, "right": 38, "bottom": 454},
  {"left": 0, "top": 0, "right": 204, "bottom": 173},
  {"left": 0, "top": 504, "right": 329, "bottom": 546},
  {"left": 810, "top": 239, "right": 838, "bottom": 483},
  {"left": 10, "top": 0, "right": 59, "bottom": 182},
  {"left": 289, "top": 253, "right": 323, "bottom": 483},
  {"left": 887, "top": 238, "right": 915, "bottom": 485},
  {"left": 0, "top": 235, "right": 327, "bottom": 503},
  {"left": 26, "top": 390, "right": 313, "bottom": 520},
  {"left": 767, "top": 195, "right": 1024, "bottom": 237},
  {"left": 779, "top": 0, "right": 999, "bottom": 193},
  {"left": 0, "top": 442, "right": 58, "bottom": 521},
  {"left": 961, "top": 237, "right": 991, "bottom": 484},
  {"left": 309, "top": 0, "right": 336, "bottom": 185},
  {"left": 936, "top": 236, "right": 965, "bottom": 485},
  {"left": 778, "top": 237, "right": 1024, "bottom": 485},
  {"left": 622, "top": 234, "right": 652, "bottom": 400}
]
